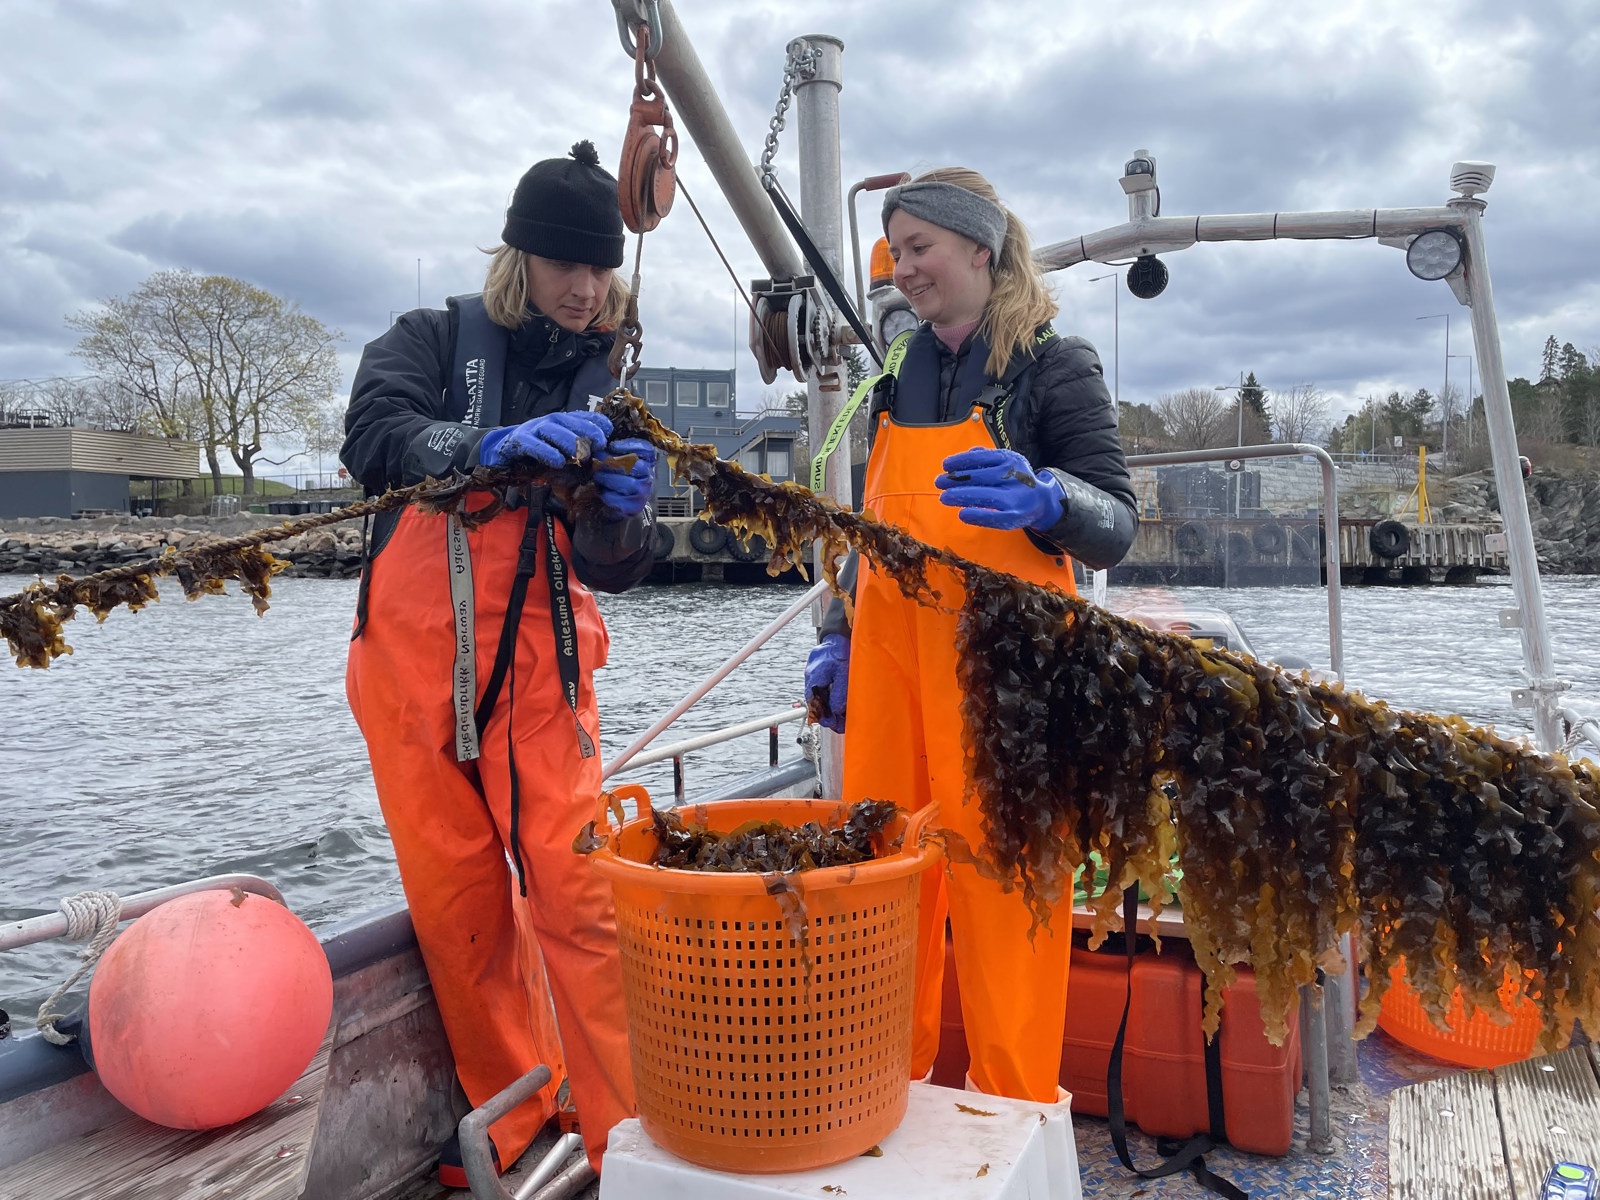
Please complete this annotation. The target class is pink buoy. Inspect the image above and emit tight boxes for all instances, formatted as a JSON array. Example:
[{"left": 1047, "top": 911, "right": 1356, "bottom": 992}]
[{"left": 88, "top": 888, "right": 333, "bottom": 1130}]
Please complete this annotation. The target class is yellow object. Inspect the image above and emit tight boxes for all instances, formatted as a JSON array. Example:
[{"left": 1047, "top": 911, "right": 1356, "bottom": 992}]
[
  {"left": 845, "top": 404, "right": 1079, "bottom": 1103},
  {"left": 588, "top": 791, "right": 941, "bottom": 1173},
  {"left": 1395, "top": 446, "right": 1432, "bottom": 524}
]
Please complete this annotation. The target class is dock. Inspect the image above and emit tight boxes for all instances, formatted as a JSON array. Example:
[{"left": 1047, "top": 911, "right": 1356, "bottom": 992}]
[{"left": 1109, "top": 517, "right": 1507, "bottom": 587}]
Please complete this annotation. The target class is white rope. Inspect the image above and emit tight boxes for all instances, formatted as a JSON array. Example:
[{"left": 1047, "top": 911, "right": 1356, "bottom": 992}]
[{"left": 35, "top": 890, "right": 122, "bottom": 1045}]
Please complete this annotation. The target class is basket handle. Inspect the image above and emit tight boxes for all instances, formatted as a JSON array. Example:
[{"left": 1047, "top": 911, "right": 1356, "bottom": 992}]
[
  {"left": 903, "top": 800, "right": 940, "bottom": 847},
  {"left": 593, "top": 784, "right": 652, "bottom": 849}
]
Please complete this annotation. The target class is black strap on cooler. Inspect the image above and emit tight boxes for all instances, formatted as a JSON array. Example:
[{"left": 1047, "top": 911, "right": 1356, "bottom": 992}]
[
  {"left": 473, "top": 491, "right": 596, "bottom": 896},
  {"left": 1107, "top": 885, "right": 1248, "bottom": 1200}
]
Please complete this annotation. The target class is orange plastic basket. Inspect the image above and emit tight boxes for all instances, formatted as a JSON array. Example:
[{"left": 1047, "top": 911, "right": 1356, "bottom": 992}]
[
  {"left": 587, "top": 790, "right": 941, "bottom": 1173},
  {"left": 1376, "top": 960, "right": 1543, "bottom": 1068}
]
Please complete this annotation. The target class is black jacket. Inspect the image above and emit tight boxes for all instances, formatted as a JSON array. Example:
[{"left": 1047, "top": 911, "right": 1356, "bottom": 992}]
[
  {"left": 341, "top": 305, "right": 655, "bottom": 593},
  {"left": 869, "top": 324, "right": 1137, "bottom": 562}
]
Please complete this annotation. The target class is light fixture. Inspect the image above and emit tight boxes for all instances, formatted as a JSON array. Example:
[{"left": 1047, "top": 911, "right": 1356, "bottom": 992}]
[
  {"left": 1406, "top": 229, "right": 1464, "bottom": 281},
  {"left": 878, "top": 303, "right": 919, "bottom": 346},
  {"left": 1126, "top": 255, "right": 1168, "bottom": 300}
]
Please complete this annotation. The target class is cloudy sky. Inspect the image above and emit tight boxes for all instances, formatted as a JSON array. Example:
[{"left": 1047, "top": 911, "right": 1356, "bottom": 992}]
[{"left": 3, "top": 0, "right": 1596, "bottom": 467}]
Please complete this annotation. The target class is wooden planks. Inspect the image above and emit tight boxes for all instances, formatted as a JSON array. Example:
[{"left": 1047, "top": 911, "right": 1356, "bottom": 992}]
[
  {"left": 1389, "top": 1044, "right": 1600, "bottom": 1200},
  {"left": 1498, "top": 1046, "right": 1600, "bottom": 1200},
  {"left": 1388, "top": 1067, "right": 1510, "bottom": 1200},
  {"left": 0, "top": 1023, "right": 332, "bottom": 1200}
]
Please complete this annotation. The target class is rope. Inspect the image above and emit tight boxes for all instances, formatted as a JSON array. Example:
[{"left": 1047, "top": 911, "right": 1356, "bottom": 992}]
[{"left": 35, "top": 889, "right": 123, "bottom": 1045}]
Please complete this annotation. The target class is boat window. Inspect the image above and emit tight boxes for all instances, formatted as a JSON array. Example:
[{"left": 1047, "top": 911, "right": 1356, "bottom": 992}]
[
  {"left": 706, "top": 381, "right": 730, "bottom": 410},
  {"left": 677, "top": 381, "right": 700, "bottom": 407},
  {"left": 767, "top": 447, "right": 791, "bottom": 479},
  {"left": 645, "top": 380, "right": 668, "bottom": 407}
]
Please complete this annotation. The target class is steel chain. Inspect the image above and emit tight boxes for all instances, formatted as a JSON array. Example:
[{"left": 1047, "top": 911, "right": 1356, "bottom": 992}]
[{"left": 760, "top": 43, "right": 818, "bottom": 186}]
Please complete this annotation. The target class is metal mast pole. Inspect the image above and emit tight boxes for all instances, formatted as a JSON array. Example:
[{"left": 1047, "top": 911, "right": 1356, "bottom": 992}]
[
  {"left": 1450, "top": 167, "right": 1565, "bottom": 751},
  {"left": 649, "top": 2, "right": 804, "bottom": 282},
  {"left": 792, "top": 32, "right": 850, "bottom": 799}
]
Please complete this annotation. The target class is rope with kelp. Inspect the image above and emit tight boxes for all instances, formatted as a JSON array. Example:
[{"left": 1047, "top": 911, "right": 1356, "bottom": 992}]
[{"left": 5, "top": 390, "right": 1599, "bottom": 1054}]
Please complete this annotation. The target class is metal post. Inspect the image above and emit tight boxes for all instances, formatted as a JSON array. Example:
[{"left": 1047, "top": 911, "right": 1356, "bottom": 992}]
[
  {"left": 1417, "top": 313, "right": 1449, "bottom": 466},
  {"left": 648, "top": 2, "right": 804, "bottom": 282},
  {"left": 793, "top": 32, "right": 849, "bottom": 800},
  {"left": 1088, "top": 272, "right": 1119, "bottom": 413},
  {"left": 1452, "top": 183, "right": 1565, "bottom": 751}
]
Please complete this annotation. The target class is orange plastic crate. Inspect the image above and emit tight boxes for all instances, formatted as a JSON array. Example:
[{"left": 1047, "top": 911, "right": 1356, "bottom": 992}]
[
  {"left": 588, "top": 792, "right": 941, "bottom": 1174},
  {"left": 1376, "top": 960, "right": 1542, "bottom": 1068}
]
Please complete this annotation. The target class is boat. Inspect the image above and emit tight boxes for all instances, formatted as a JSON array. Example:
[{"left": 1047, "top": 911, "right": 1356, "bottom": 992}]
[{"left": 4, "top": 2, "right": 1600, "bottom": 1197}]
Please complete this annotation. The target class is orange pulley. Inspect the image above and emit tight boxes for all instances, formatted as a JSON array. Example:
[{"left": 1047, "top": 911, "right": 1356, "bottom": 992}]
[{"left": 617, "top": 24, "right": 677, "bottom": 233}]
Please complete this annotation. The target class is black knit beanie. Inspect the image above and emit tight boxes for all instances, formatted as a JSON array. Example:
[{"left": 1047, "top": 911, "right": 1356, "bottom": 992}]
[{"left": 501, "top": 141, "right": 625, "bottom": 268}]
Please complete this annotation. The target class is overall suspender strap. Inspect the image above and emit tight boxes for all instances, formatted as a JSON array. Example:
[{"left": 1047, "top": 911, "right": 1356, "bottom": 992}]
[
  {"left": 448, "top": 514, "right": 480, "bottom": 762},
  {"left": 808, "top": 331, "right": 914, "bottom": 494},
  {"left": 1106, "top": 885, "right": 1248, "bottom": 1200},
  {"left": 544, "top": 512, "right": 597, "bottom": 760}
]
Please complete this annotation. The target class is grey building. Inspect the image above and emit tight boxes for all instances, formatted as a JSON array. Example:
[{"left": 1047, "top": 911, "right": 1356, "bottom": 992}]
[
  {"left": 0, "top": 422, "right": 199, "bottom": 518},
  {"left": 631, "top": 366, "right": 802, "bottom": 516}
]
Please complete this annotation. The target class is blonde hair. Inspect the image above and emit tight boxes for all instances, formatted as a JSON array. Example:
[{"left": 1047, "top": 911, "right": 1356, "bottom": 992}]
[
  {"left": 912, "top": 167, "right": 1057, "bottom": 377},
  {"left": 480, "top": 243, "right": 629, "bottom": 332}
]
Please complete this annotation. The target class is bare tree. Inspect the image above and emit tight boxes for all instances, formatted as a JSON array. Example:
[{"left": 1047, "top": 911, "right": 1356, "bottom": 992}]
[
  {"left": 1523, "top": 394, "right": 1569, "bottom": 445},
  {"left": 1270, "top": 383, "right": 1331, "bottom": 444},
  {"left": 1154, "top": 387, "right": 1232, "bottom": 449},
  {"left": 71, "top": 270, "right": 342, "bottom": 494}
]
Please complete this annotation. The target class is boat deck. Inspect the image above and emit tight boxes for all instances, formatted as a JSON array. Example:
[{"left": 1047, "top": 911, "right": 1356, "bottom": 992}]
[{"left": 411, "top": 1029, "right": 1457, "bottom": 1200}]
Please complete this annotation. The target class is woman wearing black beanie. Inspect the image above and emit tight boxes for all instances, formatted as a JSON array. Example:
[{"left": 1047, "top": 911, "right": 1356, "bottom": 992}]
[{"left": 340, "top": 141, "right": 648, "bottom": 1185}]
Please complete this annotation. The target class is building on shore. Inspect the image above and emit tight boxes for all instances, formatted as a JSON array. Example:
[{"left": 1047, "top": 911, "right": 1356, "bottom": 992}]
[
  {"left": 0, "top": 416, "right": 198, "bottom": 519},
  {"left": 631, "top": 365, "right": 802, "bottom": 516}
]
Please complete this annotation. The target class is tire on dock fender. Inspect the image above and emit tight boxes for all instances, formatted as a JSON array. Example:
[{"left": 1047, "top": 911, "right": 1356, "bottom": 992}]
[
  {"left": 1252, "top": 522, "right": 1287, "bottom": 556},
  {"left": 1174, "top": 521, "right": 1207, "bottom": 556},
  {"left": 653, "top": 523, "right": 676, "bottom": 560},
  {"left": 728, "top": 533, "right": 768, "bottom": 562},
  {"left": 687, "top": 519, "right": 728, "bottom": 555},
  {"left": 1369, "top": 520, "right": 1411, "bottom": 559}
]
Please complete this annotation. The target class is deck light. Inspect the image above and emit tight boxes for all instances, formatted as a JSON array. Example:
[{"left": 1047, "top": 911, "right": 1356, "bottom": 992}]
[
  {"left": 868, "top": 237, "right": 895, "bottom": 290},
  {"left": 1126, "top": 254, "right": 1168, "bottom": 300},
  {"left": 1405, "top": 229, "right": 1464, "bottom": 281}
]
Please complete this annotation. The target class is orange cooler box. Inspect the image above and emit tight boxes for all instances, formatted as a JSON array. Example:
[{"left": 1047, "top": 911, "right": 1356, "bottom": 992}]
[{"left": 1060, "top": 937, "right": 1302, "bottom": 1157}]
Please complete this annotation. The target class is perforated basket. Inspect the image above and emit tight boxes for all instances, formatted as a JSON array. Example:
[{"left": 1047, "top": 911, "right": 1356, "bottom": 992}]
[
  {"left": 587, "top": 791, "right": 941, "bottom": 1173},
  {"left": 1376, "top": 960, "right": 1543, "bottom": 1068}
]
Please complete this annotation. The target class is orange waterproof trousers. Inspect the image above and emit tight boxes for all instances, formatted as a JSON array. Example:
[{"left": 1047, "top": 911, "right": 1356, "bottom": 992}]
[
  {"left": 843, "top": 407, "right": 1078, "bottom": 1102},
  {"left": 347, "top": 503, "right": 635, "bottom": 1171}
]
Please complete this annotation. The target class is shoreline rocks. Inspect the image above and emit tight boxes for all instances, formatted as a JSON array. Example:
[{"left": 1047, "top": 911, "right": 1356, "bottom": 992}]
[{"left": 0, "top": 514, "right": 366, "bottom": 580}]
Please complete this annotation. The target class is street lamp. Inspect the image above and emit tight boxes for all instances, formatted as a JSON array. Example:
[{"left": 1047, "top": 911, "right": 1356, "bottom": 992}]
[
  {"left": 1417, "top": 313, "right": 1451, "bottom": 462},
  {"left": 1449, "top": 353, "right": 1475, "bottom": 448},
  {"left": 1088, "top": 272, "right": 1120, "bottom": 415}
]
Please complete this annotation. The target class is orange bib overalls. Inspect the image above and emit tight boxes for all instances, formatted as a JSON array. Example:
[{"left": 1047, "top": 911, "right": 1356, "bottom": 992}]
[
  {"left": 347, "top": 501, "right": 634, "bottom": 1171},
  {"left": 843, "top": 404, "right": 1077, "bottom": 1101}
]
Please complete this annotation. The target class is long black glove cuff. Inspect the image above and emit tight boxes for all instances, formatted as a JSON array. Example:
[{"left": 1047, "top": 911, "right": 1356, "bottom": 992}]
[
  {"left": 1032, "top": 468, "right": 1138, "bottom": 570},
  {"left": 400, "top": 421, "right": 488, "bottom": 485}
]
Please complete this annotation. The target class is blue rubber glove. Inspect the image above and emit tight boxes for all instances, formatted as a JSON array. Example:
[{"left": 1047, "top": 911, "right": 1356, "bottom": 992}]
[
  {"left": 478, "top": 410, "right": 614, "bottom": 470},
  {"left": 593, "top": 438, "right": 658, "bottom": 520},
  {"left": 935, "top": 446, "right": 1064, "bottom": 531},
  {"left": 805, "top": 633, "right": 850, "bottom": 733}
]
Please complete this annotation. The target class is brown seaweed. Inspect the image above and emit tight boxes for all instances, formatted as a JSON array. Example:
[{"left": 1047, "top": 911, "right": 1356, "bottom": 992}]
[
  {"left": 650, "top": 799, "right": 901, "bottom": 872},
  {"left": 0, "top": 454, "right": 636, "bottom": 669},
  {"left": 600, "top": 390, "right": 1600, "bottom": 1049},
  {"left": 8, "top": 386, "right": 1600, "bottom": 1056}
]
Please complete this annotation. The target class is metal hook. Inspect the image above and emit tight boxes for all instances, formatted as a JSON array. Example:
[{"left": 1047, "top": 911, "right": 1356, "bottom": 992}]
[{"left": 614, "top": 0, "right": 662, "bottom": 62}]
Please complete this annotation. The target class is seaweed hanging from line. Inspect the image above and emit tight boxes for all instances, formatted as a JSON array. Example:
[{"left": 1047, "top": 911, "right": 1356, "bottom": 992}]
[{"left": 6, "top": 390, "right": 1599, "bottom": 1055}]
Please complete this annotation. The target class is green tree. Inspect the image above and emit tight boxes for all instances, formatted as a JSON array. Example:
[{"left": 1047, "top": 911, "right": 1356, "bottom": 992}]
[
  {"left": 1117, "top": 401, "right": 1168, "bottom": 454},
  {"left": 71, "top": 270, "right": 342, "bottom": 494},
  {"left": 1240, "top": 371, "right": 1269, "bottom": 429}
]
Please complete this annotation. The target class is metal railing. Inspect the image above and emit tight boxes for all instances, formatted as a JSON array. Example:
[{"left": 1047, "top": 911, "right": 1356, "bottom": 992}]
[
  {"left": 617, "top": 708, "right": 808, "bottom": 806},
  {"left": 1128, "top": 443, "right": 1345, "bottom": 681},
  {"left": 600, "top": 579, "right": 828, "bottom": 805},
  {"left": 0, "top": 874, "right": 286, "bottom": 953}
]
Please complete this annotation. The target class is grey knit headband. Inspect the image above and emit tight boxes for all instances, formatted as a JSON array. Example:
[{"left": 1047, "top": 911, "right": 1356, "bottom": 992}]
[{"left": 882, "top": 180, "right": 1007, "bottom": 260}]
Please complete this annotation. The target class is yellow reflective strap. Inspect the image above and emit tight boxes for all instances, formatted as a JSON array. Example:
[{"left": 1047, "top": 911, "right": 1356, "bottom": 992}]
[{"left": 807, "top": 331, "right": 913, "bottom": 494}]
